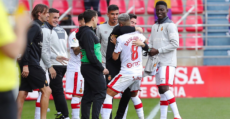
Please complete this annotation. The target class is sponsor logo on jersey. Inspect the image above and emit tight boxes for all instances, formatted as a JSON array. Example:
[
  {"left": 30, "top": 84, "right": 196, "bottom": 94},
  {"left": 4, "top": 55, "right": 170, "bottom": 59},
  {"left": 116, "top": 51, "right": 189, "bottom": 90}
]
[
  {"left": 72, "top": 38, "right": 77, "bottom": 43},
  {"left": 161, "top": 26, "right": 163, "bottom": 31}
]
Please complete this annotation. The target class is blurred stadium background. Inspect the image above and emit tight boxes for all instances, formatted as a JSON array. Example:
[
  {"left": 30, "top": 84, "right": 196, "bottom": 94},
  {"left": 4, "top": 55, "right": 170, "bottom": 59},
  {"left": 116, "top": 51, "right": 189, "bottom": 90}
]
[{"left": 5, "top": 0, "right": 230, "bottom": 118}]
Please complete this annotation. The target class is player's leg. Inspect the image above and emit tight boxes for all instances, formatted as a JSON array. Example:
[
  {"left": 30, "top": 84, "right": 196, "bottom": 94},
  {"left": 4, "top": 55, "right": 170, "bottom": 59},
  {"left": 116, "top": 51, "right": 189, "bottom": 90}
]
[
  {"left": 71, "top": 95, "right": 82, "bottom": 119},
  {"left": 35, "top": 71, "right": 49, "bottom": 119},
  {"left": 102, "top": 74, "right": 129, "bottom": 119},
  {"left": 129, "top": 78, "right": 144, "bottom": 119},
  {"left": 17, "top": 91, "right": 28, "bottom": 119},
  {"left": 35, "top": 91, "right": 42, "bottom": 119},
  {"left": 115, "top": 88, "right": 131, "bottom": 119},
  {"left": 155, "top": 70, "right": 169, "bottom": 119},
  {"left": 66, "top": 71, "right": 84, "bottom": 119},
  {"left": 40, "top": 85, "right": 52, "bottom": 119},
  {"left": 158, "top": 66, "right": 181, "bottom": 119},
  {"left": 50, "top": 66, "right": 69, "bottom": 118}
]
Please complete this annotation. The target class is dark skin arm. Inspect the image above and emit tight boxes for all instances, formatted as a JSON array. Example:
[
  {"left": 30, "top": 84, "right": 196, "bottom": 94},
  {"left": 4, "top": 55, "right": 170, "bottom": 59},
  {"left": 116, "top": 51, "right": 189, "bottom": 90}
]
[
  {"left": 149, "top": 48, "right": 159, "bottom": 56},
  {"left": 71, "top": 47, "right": 81, "bottom": 55}
]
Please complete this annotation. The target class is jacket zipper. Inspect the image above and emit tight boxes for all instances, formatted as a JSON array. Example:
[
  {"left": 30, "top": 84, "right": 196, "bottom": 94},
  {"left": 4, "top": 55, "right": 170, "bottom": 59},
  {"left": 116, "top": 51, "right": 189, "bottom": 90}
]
[{"left": 157, "top": 24, "right": 160, "bottom": 32}]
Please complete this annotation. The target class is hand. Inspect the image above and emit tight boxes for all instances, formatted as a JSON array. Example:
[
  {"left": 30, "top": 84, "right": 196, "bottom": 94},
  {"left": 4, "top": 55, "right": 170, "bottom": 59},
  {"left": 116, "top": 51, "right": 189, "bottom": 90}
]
[
  {"left": 49, "top": 67, "right": 56, "bottom": 79},
  {"left": 103, "top": 68, "right": 109, "bottom": 75},
  {"left": 21, "top": 65, "right": 29, "bottom": 78},
  {"left": 135, "top": 27, "right": 143, "bottom": 33},
  {"left": 56, "top": 56, "right": 69, "bottom": 65},
  {"left": 110, "top": 34, "right": 117, "bottom": 45},
  {"left": 149, "top": 48, "right": 159, "bottom": 56},
  {"left": 132, "top": 39, "right": 145, "bottom": 47}
]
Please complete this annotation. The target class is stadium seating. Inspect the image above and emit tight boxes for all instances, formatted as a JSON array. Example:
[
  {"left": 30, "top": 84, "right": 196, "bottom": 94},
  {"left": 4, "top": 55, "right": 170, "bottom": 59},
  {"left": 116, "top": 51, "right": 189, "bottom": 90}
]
[
  {"left": 172, "top": 16, "right": 183, "bottom": 32},
  {"left": 128, "top": 0, "right": 145, "bottom": 14},
  {"left": 171, "top": 0, "right": 183, "bottom": 14},
  {"left": 178, "top": 34, "right": 184, "bottom": 50},
  {"left": 186, "top": 0, "right": 203, "bottom": 14},
  {"left": 147, "top": 16, "right": 155, "bottom": 32},
  {"left": 19, "top": 0, "right": 30, "bottom": 10},
  {"left": 109, "top": 0, "right": 126, "bottom": 13},
  {"left": 186, "top": 33, "right": 203, "bottom": 50},
  {"left": 98, "top": 17, "right": 106, "bottom": 24},
  {"left": 100, "top": 0, "right": 107, "bottom": 15},
  {"left": 52, "top": 0, "right": 69, "bottom": 15},
  {"left": 136, "top": 16, "right": 145, "bottom": 32},
  {"left": 33, "top": 0, "right": 49, "bottom": 8},
  {"left": 204, "top": 48, "right": 230, "bottom": 65},
  {"left": 185, "top": 16, "right": 203, "bottom": 32},
  {"left": 72, "top": 0, "right": 85, "bottom": 15},
  {"left": 71, "top": 17, "right": 79, "bottom": 32},
  {"left": 147, "top": 0, "right": 154, "bottom": 14}
]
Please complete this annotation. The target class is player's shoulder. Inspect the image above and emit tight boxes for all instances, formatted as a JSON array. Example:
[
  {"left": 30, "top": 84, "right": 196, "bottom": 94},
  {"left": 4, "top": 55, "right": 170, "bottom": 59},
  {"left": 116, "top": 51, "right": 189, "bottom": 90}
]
[{"left": 97, "top": 22, "right": 108, "bottom": 28}]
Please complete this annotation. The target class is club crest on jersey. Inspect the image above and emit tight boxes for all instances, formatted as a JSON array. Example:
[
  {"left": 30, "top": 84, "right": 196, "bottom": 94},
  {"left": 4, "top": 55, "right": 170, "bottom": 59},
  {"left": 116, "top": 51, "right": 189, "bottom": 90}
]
[
  {"left": 105, "top": 31, "right": 107, "bottom": 34},
  {"left": 161, "top": 27, "right": 163, "bottom": 31},
  {"left": 108, "top": 75, "right": 111, "bottom": 80},
  {"left": 72, "top": 38, "right": 77, "bottom": 43}
]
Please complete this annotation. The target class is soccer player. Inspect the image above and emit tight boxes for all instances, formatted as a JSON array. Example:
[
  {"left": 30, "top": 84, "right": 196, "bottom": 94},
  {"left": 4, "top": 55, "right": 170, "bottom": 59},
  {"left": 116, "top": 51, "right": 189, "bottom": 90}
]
[
  {"left": 48, "top": 13, "right": 69, "bottom": 119},
  {"left": 35, "top": 8, "right": 69, "bottom": 119},
  {"left": 0, "top": 2, "right": 29, "bottom": 119},
  {"left": 148, "top": 1, "right": 182, "bottom": 119},
  {"left": 17, "top": 4, "right": 51, "bottom": 119},
  {"left": 76, "top": 9, "right": 109, "bottom": 119},
  {"left": 65, "top": 13, "right": 85, "bottom": 119},
  {"left": 114, "top": 13, "right": 149, "bottom": 119},
  {"left": 101, "top": 13, "right": 145, "bottom": 119}
]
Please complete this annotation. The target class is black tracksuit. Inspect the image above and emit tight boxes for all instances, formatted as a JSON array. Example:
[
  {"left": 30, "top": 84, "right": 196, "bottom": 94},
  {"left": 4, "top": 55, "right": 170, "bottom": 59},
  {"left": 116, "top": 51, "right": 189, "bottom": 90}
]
[
  {"left": 19, "top": 19, "right": 48, "bottom": 92},
  {"left": 76, "top": 26, "right": 106, "bottom": 119},
  {"left": 106, "top": 26, "right": 148, "bottom": 119}
]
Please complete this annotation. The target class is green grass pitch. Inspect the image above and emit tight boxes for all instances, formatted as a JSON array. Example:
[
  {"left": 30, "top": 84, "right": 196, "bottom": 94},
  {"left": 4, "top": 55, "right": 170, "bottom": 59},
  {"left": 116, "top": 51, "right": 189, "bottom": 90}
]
[{"left": 21, "top": 98, "right": 230, "bottom": 119}]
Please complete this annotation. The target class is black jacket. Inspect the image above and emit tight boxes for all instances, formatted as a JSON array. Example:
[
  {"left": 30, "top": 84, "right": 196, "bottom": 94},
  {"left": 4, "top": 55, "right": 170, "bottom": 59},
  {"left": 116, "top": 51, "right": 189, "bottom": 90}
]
[
  {"left": 76, "top": 26, "right": 104, "bottom": 72},
  {"left": 19, "top": 19, "right": 43, "bottom": 66}
]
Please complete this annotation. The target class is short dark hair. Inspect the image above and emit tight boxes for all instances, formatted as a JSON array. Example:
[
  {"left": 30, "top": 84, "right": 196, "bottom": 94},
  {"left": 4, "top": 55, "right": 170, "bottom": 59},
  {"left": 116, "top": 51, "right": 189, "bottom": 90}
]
[
  {"left": 32, "top": 4, "right": 49, "bottom": 19},
  {"left": 83, "top": 9, "right": 97, "bottom": 23},
  {"left": 108, "top": 5, "right": 119, "bottom": 13},
  {"left": 155, "top": 1, "right": 167, "bottom": 8},
  {"left": 129, "top": 14, "right": 137, "bottom": 19},
  {"left": 49, "top": 8, "right": 59, "bottom": 13},
  {"left": 78, "top": 13, "right": 84, "bottom": 21}
]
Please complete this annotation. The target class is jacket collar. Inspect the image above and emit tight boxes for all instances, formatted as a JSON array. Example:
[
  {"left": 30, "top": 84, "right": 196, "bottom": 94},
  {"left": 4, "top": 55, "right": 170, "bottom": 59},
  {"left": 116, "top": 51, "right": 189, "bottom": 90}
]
[
  {"left": 34, "top": 19, "right": 44, "bottom": 26},
  {"left": 157, "top": 16, "right": 169, "bottom": 24}
]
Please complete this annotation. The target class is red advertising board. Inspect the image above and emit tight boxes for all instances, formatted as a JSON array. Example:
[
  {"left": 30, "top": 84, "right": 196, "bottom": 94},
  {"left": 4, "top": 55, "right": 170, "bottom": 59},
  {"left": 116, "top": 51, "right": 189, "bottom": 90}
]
[{"left": 25, "top": 66, "right": 230, "bottom": 100}]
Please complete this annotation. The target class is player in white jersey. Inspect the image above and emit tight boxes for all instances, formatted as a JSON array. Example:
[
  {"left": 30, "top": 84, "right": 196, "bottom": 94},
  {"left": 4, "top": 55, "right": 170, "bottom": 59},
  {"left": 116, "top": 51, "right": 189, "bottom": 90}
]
[
  {"left": 101, "top": 14, "right": 145, "bottom": 119},
  {"left": 65, "top": 13, "right": 85, "bottom": 119}
]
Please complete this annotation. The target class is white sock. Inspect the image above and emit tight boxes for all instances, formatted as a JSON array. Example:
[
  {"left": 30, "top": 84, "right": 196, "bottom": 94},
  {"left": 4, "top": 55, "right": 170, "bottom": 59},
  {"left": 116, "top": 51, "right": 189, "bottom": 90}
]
[
  {"left": 101, "top": 94, "right": 113, "bottom": 119},
  {"left": 131, "top": 96, "right": 144, "bottom": 119},
  {"left": 122, "top": 104, "right": 129, "bottom": 119},
  {"left": 160, "top": 94, "right": 168, "bottom": 119},
  {"left": 57, "top": 112, "right": 61, "bottom": 114},
  {"left": 164, "top": 90, "right": 181, "bottom": 118},
  {"left": 34, "top": 92, "right": 42, "bottom": 119},
  {"left": 65, "top": 117, "right": 70, "bottom": 119},
  {"left": 71, "top": 97, "right": 82, "bottom": 119}
]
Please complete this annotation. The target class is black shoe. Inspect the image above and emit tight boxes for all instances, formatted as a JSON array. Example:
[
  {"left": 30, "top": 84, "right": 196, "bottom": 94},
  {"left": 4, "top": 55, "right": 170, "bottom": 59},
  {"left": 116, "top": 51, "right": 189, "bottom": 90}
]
[{"left": 55, "top": 113, "right": 65, "bottom": 119}]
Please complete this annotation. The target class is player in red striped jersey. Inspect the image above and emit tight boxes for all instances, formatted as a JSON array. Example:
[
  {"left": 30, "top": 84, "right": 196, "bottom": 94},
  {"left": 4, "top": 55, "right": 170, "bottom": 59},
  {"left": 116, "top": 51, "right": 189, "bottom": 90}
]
[{"left": 65, "top": 13, "right": 85, "bottom": 119}]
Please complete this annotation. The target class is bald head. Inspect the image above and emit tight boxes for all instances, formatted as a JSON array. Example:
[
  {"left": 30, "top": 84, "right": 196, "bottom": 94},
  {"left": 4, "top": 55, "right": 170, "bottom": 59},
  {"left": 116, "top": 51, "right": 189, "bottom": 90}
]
[{"left": 118, "top": 13, "right": 130, "bottom": 26}]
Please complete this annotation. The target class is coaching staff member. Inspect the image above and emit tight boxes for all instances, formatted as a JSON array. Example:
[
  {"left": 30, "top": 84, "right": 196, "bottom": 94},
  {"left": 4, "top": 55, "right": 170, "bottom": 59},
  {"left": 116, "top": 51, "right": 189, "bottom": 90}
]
[
  {"left": 76, "top": 9, "right": 109, "bottom": 119},
  {"left": 17, "top": 4, "right": 51, "bottom": 119}
]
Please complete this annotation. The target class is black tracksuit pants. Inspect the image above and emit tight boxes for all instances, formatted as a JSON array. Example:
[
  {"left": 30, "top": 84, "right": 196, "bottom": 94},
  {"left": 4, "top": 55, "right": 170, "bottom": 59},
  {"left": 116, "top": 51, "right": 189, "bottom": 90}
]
[
  {"left": 81, "top": 64, "right": 106, "bottom": 119},
  {"left": 0, "top": 90, "right": 17, "bottom": 119},
  {"left": 49, "top": 66, "right": 69, "bottom": 117}
]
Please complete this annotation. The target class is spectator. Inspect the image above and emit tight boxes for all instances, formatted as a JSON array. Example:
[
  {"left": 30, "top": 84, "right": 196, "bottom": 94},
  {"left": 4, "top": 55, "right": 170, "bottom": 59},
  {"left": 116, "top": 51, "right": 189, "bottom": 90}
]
[{"left": 84, "top": 0, "right": 101, "bottom": 16}]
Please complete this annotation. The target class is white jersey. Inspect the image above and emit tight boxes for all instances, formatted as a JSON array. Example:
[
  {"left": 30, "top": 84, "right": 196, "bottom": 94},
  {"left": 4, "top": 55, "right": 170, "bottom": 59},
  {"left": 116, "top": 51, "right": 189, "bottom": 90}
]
[
  {"left": 114, "top": 32, "right": 146, "bottom": 76},
  {"left": 67, "top": 31, "right": 81, "bottom": 72}
]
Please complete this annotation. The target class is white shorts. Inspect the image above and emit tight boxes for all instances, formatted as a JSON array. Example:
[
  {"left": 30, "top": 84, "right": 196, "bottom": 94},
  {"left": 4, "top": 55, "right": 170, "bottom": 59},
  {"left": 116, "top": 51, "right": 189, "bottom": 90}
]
[
  {"left": 107, "top": 74, "right": 142, "bottom": 93},
  {"left": 65, "top": 71, "right": 84, "bottom": 96},
  {"left": 155, "top": 66, "right": 175, "bottom": 86}
]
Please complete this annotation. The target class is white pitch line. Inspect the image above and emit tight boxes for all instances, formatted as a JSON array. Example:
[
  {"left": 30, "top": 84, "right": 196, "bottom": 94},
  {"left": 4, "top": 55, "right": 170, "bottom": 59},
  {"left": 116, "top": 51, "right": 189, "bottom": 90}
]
[{"left": 146, "top": 103, "right": 160, "bottom": 119}]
